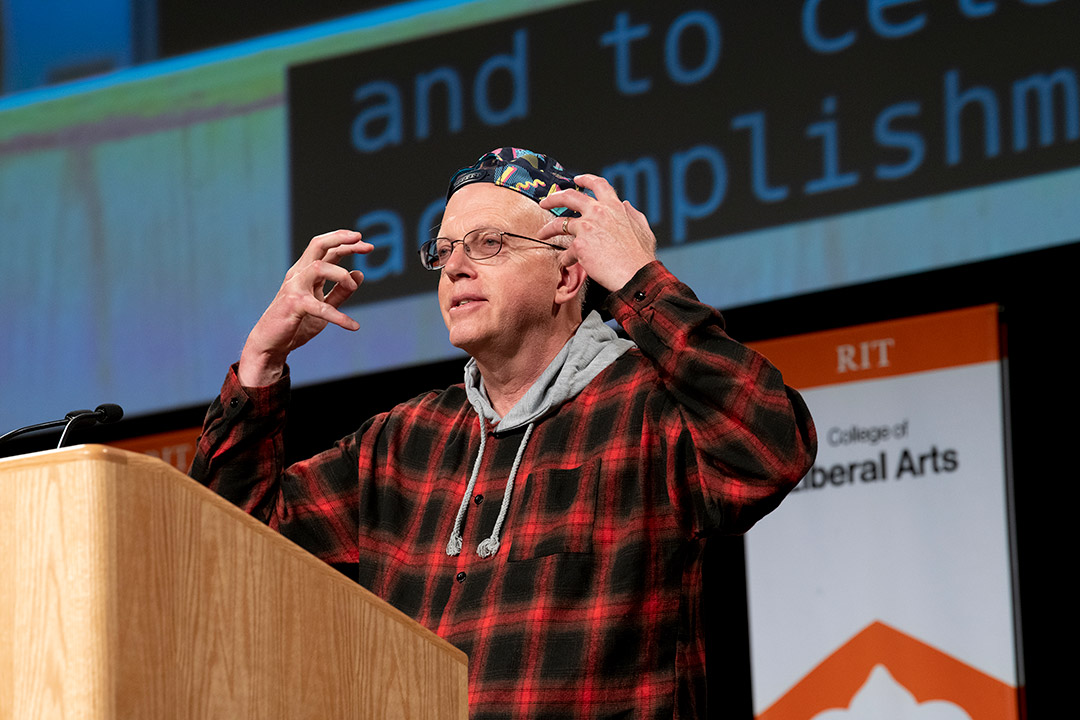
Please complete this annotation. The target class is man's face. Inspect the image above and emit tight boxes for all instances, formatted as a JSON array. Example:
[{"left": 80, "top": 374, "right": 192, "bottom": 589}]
[{"left": 437, "top": 183, "right": 564, "bottom": 360}]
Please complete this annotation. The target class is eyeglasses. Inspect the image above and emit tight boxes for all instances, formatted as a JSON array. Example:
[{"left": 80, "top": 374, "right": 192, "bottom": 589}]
[{"left": 419, "top": 227, "right": 566, "bottom": 270}]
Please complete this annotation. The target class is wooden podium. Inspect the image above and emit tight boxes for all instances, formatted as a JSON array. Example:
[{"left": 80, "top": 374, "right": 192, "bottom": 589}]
[{"left": 0, "top": 445, "right": 468, "bottom": 719}]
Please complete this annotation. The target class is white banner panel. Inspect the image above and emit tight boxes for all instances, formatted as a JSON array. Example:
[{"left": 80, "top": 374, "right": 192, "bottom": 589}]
[{"left": 745, "top": 306, "right": 1020, "bottom": 720}]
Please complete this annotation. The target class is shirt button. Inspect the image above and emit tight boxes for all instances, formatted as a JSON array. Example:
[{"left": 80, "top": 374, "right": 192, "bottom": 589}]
[
  {"left": 456, "top": 572, "right": 467, "bottom": 583},
  {"left": 229, "top": 398, "right": 239, "bottom": 409},
  {"left": 633, "top": 290, "right": 647, "bottom": 301},
  {"left": 474, "top": 494, "right": 484, "bottom": 505}
]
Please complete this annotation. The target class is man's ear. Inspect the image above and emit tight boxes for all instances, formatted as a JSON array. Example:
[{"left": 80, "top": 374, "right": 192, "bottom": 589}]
[{"left": 554, "top": 260, "right": 587, "bottom": 309}]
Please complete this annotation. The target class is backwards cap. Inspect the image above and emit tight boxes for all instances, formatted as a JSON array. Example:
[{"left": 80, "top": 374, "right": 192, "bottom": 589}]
[{"left": 446, "top": 147, "right": 594, "bottom": 217}]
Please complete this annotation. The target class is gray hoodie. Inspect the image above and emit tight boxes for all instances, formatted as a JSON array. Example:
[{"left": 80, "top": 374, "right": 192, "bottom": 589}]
[{"left": 446, "top": 311, "right": 636, "bottom": 558}]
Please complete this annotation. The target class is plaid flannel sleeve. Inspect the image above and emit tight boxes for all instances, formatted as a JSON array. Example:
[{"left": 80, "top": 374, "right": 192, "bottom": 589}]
[
  {"left": 608, "top": 261, "right": 818, "bottom": 537},
  {"left": 189, "top": 363, "right": 366, "bottom": 566}
]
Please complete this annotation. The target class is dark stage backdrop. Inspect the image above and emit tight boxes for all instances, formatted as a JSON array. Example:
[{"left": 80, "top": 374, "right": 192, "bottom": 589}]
[{"left": 1, "top": 0, "right": 1075, "bottom": 715}]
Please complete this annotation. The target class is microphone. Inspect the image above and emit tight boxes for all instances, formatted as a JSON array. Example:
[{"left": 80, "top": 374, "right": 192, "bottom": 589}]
[
  {"left": 0, "top": 403, "right": 125, "bottom": 448},
  {"left": 84, "top": 404, "right": 124, "bottom": 424},
  {"left": 57, "top": 404, "right": 124, "bottom": 448}
]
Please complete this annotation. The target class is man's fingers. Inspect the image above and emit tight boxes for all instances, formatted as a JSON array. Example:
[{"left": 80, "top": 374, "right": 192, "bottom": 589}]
[
  {"left": 623, "top": 199, "right": 650, "bottom": 227},
  {"left": 558, "top": 243, "right": 580, "bottom": 269},
  {"left": 323, "top": 237, "right": 374, "bottom": 265},
  {"left": 622, "top": 200, "right": 658, "bottom": 249},
  {"left": 297, "top": 229, "right": 369, "bottom": 267},
  {"left": 298, "top": 293, "right": 360, "bottom": 332},
  {"left": 538, "top": 173, "right": 628, "bottom": 231},
  {"left": 535, "top": 214, "right": 576, "bottom": 241},
  {"left": 296, "top": 258, "right": 361, "bottom": 295},
  {"left": 538, "top": 188, "right": 593, "bottom": 217},
  {"left": 324, "top": 270, "right": 365, "bottom": 308},
  {"left": 571, "top": 173, "right": 621, "bottom": 204}
]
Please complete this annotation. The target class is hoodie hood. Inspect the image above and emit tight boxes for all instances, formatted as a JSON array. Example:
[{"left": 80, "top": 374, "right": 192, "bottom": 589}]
[{"left": 463, "top": 310, "right": 636, "bottom": 431}]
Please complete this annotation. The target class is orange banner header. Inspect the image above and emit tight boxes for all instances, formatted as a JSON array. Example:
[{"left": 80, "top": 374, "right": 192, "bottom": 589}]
[
  {"left": 749, "top": 305, "right": 1002, "bottom": 391},
  {"left": 108, "top": 427, "right": 202, "bottom": 473}
]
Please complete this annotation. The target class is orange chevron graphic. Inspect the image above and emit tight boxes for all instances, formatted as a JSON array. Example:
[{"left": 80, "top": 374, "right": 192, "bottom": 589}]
[{"left": 757, "top": 621, "right": 1021, "bottom": 720}]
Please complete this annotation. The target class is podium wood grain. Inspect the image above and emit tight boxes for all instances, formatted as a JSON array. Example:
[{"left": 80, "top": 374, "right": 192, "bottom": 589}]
[{"left": 0, "top": 445, "right": 467, "bottom": 719}]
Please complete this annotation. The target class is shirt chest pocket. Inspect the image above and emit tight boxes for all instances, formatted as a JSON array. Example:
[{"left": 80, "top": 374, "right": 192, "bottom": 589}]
[{"left": 507, "top": 464, "right": 598, "bottom": 562}]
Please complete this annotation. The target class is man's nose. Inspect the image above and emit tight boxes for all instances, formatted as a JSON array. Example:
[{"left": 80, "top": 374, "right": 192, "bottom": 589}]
[{"left": 441, "top": 240, "right": 475, "bottom": 276}]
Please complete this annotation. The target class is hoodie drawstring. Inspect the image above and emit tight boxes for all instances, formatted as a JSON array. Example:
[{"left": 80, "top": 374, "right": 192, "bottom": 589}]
[
  {"left": 446, "top": 415, "right": 487, "bottom": 556},
  {"left": 477, "top": 422, "right": 534, "bottom": 558},
  {"left": 445, "top": 417, "right": 535, "bottom": 559}
]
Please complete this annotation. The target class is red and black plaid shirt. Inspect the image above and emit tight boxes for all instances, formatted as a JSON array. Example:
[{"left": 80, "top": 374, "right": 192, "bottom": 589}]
[{"left": 191, "top": 262, "right": 816, "bottom": 719}]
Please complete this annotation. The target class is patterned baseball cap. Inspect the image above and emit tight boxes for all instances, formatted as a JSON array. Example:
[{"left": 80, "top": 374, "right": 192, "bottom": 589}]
[{"left": 446, "top": 147, "right": 594, "bottom": 217}]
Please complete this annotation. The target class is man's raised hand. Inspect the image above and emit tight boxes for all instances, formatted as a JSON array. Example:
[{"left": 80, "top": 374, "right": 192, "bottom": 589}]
[
  {"left": 238, "top": 230, "right": 373, "bottom": 387},
  {"left": 536, "top": 174, "right": 657, "bottom": 292}
]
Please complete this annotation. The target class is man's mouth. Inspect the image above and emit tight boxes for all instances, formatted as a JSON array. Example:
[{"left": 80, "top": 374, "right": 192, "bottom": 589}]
[{"left": 450, "top": 296, "right": 484, "bottom": 312}]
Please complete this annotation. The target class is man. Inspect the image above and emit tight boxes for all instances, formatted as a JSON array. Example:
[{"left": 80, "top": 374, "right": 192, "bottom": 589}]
[{"left": 191, "top": 148, "right": 816, "bottom": 719}]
